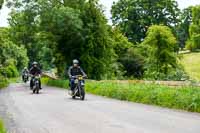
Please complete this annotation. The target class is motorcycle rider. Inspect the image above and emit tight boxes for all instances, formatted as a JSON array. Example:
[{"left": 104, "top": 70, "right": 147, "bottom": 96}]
[
  {"left": 22, "top": 67, "right": 29, "bottom": 81},
  {"left": 29, "top": 62, "right": 42, "bottom": 90},
  {"left": 67, "top": 59, "right": 87, "bottom": 94}
]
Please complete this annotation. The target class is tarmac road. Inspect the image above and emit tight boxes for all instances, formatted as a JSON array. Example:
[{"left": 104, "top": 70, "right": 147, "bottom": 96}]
[{"left": 0, "top": 83, "right": 200, "bottom": 133}]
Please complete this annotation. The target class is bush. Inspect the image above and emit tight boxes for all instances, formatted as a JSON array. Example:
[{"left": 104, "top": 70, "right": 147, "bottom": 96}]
[
  {"left": 144, "top": 67, "right": 189, "bottom": 81},
  {"left": 141, "top": 25, "right": 180, "bottom": 80},
  {"left": 2, "top": 65, "right": 19, "bottom": 78},
  {"left": 0, "top": 76, "right": 8, "bottom": 89}
]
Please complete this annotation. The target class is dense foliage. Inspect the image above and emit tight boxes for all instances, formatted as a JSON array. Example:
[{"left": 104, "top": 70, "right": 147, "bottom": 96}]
[
  {"left": 0, "top": 0, "right": 3, "bottom": 9},
  {"left": 141, "top": 25, "right": 180, "bottom": 80},
  {"left": 176, "top": 7, "right": 192, "bottom": 49},
  {"left": 111, "top": 0, "right": 180, "bottom": 43},
  {"left": 0, "top": 27, "right": 28, "bottom": 78},
  {"left": 7, "top": 0, "right": 125, "bottom": 79},
  {"left": 3, "top": 0, "right": 199, "bottom": 80},
  {"left": 186, "top": 5, "right": 200, "bottom": 51}
]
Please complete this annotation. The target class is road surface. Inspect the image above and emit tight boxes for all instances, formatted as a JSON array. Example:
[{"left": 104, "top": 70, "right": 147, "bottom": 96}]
[{"left": 0, "top": 83, "right": 200, "bottom": 133}]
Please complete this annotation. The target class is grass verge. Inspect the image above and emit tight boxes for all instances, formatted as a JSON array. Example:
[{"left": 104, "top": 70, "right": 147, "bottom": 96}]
[
  {"left": 0, "top": 119, "right": 6, "bottom": 133},
  {"left": 42, "top": 78, "right": 200, "bottom": 113}
]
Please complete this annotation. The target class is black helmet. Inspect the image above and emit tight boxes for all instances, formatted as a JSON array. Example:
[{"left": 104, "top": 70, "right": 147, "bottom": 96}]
[{"left": 73, "top": 59, "right": 79, "bottom": 64}]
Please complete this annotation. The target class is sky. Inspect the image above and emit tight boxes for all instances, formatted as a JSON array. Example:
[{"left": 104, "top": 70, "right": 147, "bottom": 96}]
[{"left": 0, "top": 0, "right": 200, "bottom": 27}]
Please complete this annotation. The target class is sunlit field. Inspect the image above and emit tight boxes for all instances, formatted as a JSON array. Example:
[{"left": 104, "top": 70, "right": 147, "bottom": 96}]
[{"left": 182, "top": 52, "right": 200, "bottom": 81}]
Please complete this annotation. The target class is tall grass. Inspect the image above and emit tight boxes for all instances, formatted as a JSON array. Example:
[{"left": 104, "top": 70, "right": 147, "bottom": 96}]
[
  {"left": 42, "top": 78, "right": 69, "bottom": 89},
  {"left": 43, "top": 78, "right": 200, "bottom": 113},
  {"left": 86, "top": 81, "right": 200, "bottom": 112},
  {"left": 0, "top": 119, "right": 6, "bottom": 133}
]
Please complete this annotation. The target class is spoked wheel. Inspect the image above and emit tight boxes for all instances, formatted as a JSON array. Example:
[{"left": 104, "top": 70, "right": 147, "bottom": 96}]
[
  {"left": 80, "top": 87, "right": 85, "bottom": 100},
  {"left": 36, "top": 84, "right": 40, "bottom": 94}
]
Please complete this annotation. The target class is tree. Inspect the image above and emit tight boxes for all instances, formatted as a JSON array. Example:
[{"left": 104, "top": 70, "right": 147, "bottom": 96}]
[
  {"left": 8, "top": 1, "right": 55, "bottom": 69},
  {"left": 111, "top": 0, "right": 180, "bottom": 43},
  {"left": 176, "top": 7, "right": 192, "bottom": 49},
  {"left": 141, "top": 25, "right": 178, "bottom": 80},
  {"left": 0, "top": 27, "right": 29, "bottom": 73},
  {"left": 79, "top": 0, "right": 118, "bottom": 79},
  {"left": 8, "top": 0, "right": 121, "bottom": 79},
  {"left": 0, "top": 0, "right": 3, "bottom": 9},
  {"left": 187, "top": 5, "right": 200, "bottom": 51},
  {"left": 109, "top": 28, "right": 145, "bottom": 78}
]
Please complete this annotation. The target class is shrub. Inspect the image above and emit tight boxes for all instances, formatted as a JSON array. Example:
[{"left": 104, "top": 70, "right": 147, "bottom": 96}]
[
  {"left": 0, "top": 76, "right": 8, "bottom": 89},
  {"left": 3, "top": 65, "right": 19, "bottom": 78}
]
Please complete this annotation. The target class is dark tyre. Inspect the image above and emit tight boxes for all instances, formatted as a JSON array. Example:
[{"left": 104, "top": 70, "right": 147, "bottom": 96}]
[
  {"left": 80, "top": 87, "right": 85, "bottom": 100},
  {"left": 72, "top": 95, "right": 76, "bottom": 99},
  {"left": 33, "top": 89, "right": 35, "bottom": 93}
]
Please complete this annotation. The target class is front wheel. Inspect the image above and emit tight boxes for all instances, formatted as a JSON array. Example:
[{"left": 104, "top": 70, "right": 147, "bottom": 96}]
[
  {"left": 80, "top": 87, "right": 85, "bottom": 100},
  {"left": 36, "top": 83, "right": 40, "bottom": 94}
]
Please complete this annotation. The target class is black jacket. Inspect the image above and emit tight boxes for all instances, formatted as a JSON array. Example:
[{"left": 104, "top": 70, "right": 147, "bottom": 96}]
[
  {"left": 29, "top": 67, "right": 42, "bottom": 76},
  {"left": 68, "top": 66, "right": 86, "bottom": 78}
]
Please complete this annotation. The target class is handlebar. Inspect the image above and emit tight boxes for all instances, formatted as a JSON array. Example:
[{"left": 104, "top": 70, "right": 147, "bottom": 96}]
[
  {"left": 30, "top": 74, "right": 41, "bottom": 78},
  {"left": 71, "top": 75, "right": 87, "bottom": 79}
]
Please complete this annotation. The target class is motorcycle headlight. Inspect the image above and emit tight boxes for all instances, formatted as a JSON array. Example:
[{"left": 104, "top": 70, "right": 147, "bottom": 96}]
[
  {"left": 78, "top": 77, "right": 83, "bottom": 80},
  {"left": 75, "top": 79, "right": 79, "bottom": 83}
]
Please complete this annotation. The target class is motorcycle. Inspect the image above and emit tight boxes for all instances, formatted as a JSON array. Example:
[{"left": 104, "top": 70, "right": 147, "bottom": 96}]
[
  {"left": 31, "top": 75, "right": 41, "bottom": 94},
  {"left": 23, "top": 73, "right": 29, "bottom": 83},
  {"left": 69, "top": 75, "right": 86, "bottom": 100}
]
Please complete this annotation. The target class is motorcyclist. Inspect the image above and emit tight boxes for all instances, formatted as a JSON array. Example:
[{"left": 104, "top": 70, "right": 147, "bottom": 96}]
[
  {"left": 29, "top": 62, "right": 42, "bottom": 89},
  {"left": 67, "top": 59, "right": 87, "bottom": 94},
  {"left": 22, "top": 67, "right": 29, "bottom": 81}
]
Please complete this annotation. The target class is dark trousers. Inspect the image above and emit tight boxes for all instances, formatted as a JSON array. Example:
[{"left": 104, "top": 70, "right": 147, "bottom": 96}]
[
  {"left": 30, "top": 78, "right": 41, "bottom": 89},
  {"left": 69, "top": 78, "right": 75, "bottom": 91},
  {"left": 69, "top": 78, "right": 85, "bottom": 91}
]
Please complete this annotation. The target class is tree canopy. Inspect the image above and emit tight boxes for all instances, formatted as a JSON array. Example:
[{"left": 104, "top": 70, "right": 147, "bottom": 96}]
[
  {"left": 1, "top": 0, "right": 192, "bottom": 80},
  {"left": 141, "top": 25, "right": 179, "bottom": 79},
  {"left": 186, "top": 5, "right": 200, "bottom": 51},
  {"left": 111, "top": 0, "right": 180, "bottom": 43}
]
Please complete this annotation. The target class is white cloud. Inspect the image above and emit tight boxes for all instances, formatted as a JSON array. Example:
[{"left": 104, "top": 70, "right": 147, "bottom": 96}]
[
  {"left": 0, "top": 3, "right": 10, "bottom": 27},
  {"left": 176, "top": 0, "right": 200, "bottom": 9},
  {"left": 99, "top": 0, "right": 118, "bottom": 24}
]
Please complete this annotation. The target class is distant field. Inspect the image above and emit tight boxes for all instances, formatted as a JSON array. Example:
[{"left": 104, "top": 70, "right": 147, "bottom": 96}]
[{"left": 182, "top": 52, "right": 200, "bottom": 81}]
